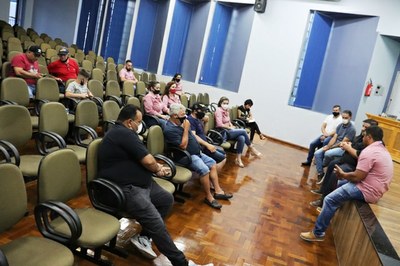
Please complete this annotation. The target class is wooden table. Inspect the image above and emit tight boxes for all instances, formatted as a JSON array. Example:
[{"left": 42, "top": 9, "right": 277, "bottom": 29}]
[{"left": 366, "top": 113, "right": 400, "bottom": 163}]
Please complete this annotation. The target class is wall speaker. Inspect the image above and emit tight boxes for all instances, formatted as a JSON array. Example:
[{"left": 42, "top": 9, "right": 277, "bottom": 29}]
[{"left": 254, "top": 0, "right": 267, "bottom": 13}]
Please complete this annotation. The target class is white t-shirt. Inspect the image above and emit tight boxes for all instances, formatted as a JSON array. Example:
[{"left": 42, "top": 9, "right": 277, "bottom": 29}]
[{"left": 324, "top": 114, "right": 342, "bottom": 135}]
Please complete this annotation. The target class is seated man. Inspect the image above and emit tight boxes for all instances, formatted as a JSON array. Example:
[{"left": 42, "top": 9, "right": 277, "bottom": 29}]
[
  {"left": 119, "top": 59, "right": 138, "bottom": 84},
  {"left": 187, "top": 103, "right": 226, "bottom": 172},
  {"left": 314, "top": 110, "right": 356, "bottom": 180},
  {"left": 309, "top": 118, "right": 378, "bottom": 208},
  {"left": 98, "top": 104, "right": 212, "bottom": 266},
  {"left": 10, "top": 45, "right": 43, "bottom": 98},
  {"left": 164, "top": 103, "right": 233, "bottom": 209},
  {"left": 47, "top": 47, "right": 79, "bottom": 93},
  {"left": 65, "top": 69, "right": 93, "bottom": 99},
  {"left": 301, "top": 105, "right": 342, "bottom": 166},
  {"left": 300, "top": 126, "right": 393, "bottom": 242}
]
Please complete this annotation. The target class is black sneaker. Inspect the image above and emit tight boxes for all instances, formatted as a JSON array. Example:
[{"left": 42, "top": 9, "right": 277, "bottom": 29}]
[
  {"left": 301, "top": 161, "right": 311, "bottom": 166},
  {"left": 316, "top": 172, "right": 325, "bottom": 184},
  {"left": 310, "top": 189, "right": 322, "bottom": 195},
  {"left": 309, "top": 199, "right": 323, "bottom": 208}
]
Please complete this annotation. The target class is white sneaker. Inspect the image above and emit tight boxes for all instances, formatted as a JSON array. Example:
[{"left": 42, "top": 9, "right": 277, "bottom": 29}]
[
  {"left": 130, "top": 234, "right": 157, "bottom": 259},
  {"left": 188, "top": 260, "right": 214, "bottom": 266}
]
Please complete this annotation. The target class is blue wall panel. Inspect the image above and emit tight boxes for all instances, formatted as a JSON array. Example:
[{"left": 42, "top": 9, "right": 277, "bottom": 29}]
[{"left": 76, "top": 0, "right": 101, "bottom": 53}]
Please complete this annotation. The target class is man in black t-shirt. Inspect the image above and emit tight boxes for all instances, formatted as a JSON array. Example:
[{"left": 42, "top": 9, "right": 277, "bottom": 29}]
[{"left": 98, "top": 105, "right": 210, "bottom": 266}]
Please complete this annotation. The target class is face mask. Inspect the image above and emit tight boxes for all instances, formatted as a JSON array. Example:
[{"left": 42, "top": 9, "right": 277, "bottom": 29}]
[
  {"left": 221, "top": 104, "right": 229, "bottom": 110},
  {"left": 80, "top": 79, "right": 85, "bottom": 86},
  {"left": 175, "top": 79, "right": 181, "bottom": 83},
  {"left": 196, "top": 111, "right": 205, "bottom": 120},
  {"left": 342, "top": 119, "right": 349, "bottom": 125},
  {"left": 153, "top": 89, "right": 160, "bottom": 95},
  {"left": 136, "top": 122, "right": 143, "bottom": 134},
  {"left": 178, "top": 116, "right": 186, "bottom": 124},
  {"left": 332, "top": 112, "right": 340, "bottom": 117},
  {"left": 170, "top": 88, "right": 176, "bottom": 94}
]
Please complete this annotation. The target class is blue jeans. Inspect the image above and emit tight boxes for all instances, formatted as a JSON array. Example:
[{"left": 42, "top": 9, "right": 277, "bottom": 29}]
[
  {"left": 313, "top": 181, "right": 364, "bottom": 236},
  {"left": 314, "top": 147, "right": 345, "bottom": 174},
  {"left": 189, "top": 153, "right": 216, "bottom": 176},
  {"left": 27, "top": 84, "right": 36, "bottom": 98},
  {"left": 305, "top": 135, "right": 331, "bottom": 163},
  {"left": 123, "top": 181, "right": 187, "bottom": 265},
  {"left": 202, "top": 146, "right": 226, "bottom": 163},
  {"left": 227, "top": 129, "right": 251, "bottom": 154}
]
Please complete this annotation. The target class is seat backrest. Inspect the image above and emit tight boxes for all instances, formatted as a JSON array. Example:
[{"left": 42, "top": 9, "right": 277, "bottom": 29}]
[
  {"left": 95, "top": 61, "right": 105, "bottom": 73},
  {"left": 126, "top": 97, "right": 141, "bottom": 110},
  {"left": 88, "top": 79, "right": 104, "bottom": 98},
  {"left": 48, "top": 40, "right": 57, "bottom": 49},
  {"left": 1, "top": 61, "right": 12, "bottom": 80},
  {"left": 96, "top": 56, "right": 104, "bottom": 63},
  {"left": 159, "top": 81, "right": 166, "bottom": 95},
  {"left": 136, "top": 81, "right": 146, "bottom": 96},
  {"left": 117, "top": 63, "right": 123, "bottom": 73},
  {"left": 106, "top": 57, "right": 115, "bottom": 64},
  {"left": 7, "top": 51, "right": 22, "bottom": 61},
  {"left": 23, "top": 40, "right": 35, "bottom": 50},
  {"left": 75, "top": 51, "right": 84, "bottom": 65},
  {"left": 67, "top": 47, "right": 75, "bottom": 57},
  {"left": 107, "top": 63, "right": 116, "bottom": 72},
  {"left": 75, "top": 100, "right": 99, "bottom": 130},
  {"left": 37, "top": 149, "right": 81, "bottom": 203},
  {"left": 36, "top": 77, "right": 60, "bottom": 102},
  {"left": 122, "top": 81, "right": 135, "bottom": 96},
  {"left": 230, "top": 105, "right": 238, "bottom": 120},
  {"left": 0, "top": 105, "right": 32, "bottom": 148},
  {"left": 82, "top": 59, "right": 93, "bottom": 73},
  {"left": 180, "top": 94, "right": 188, "bottom": 108},
  {"left": 40, "top": 42, "right": 51, "bottom": 52},
  {"left": 34, "top": 37, "right": 44, "bottom": 45},
  {"left": 203, "top": 92, "right": 210, "bottom": 105},
  {"left": 141, "top": 72, "right": 149, "bottom": 83},
  {"left": 39, "top": 102, "right": 69, "bottom": 137},
  {"left": 149, "top": 73, "right": 157, "bottom": 82},
  {"left": 146, "top": 125, "right": 164, "bottom": 155},
  {"left": 106, "top": 80, "right": 120, "bottom": 97},
  {"left": 0, "top": 164, "right": 27, "bottom": 233},
  {"left": 197, "top": 93, "right": 204, "bottom": 104},
  {"left": 37, "top": 55, "right": 47, "bottom": 67},
  {"left": 205, "top": 112, "right": 215, "bottom": 133},
  {"left": 91, "top": 68, "right": 104, "bottom": 82},
  {"left": 102, "top": 100, "right": 120, "bottom": 122},
  {"left": 39, "top": 64, "right": 49, "bottom": 75},
  {"left": 86, "top": 138, "right": 102, "bottom": 183},
  {"left": 106, "top": 70, "right": 118, "bottom": 82},
  {"left": 189, "top": 94, "right": 196, "bottom": 108},
  {"left": 84, "top": 55, "right": 95, "bottom": 66},
  {"left": 1, "top": 77, "right": 30, "bottom": 106}
]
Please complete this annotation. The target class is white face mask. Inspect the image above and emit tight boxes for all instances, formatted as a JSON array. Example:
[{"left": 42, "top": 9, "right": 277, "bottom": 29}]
[
  {"left": 342, "top": 119, "right": 349, "bottom": 125},
  {"left": 221, "top": 104, "right": 229, "bottom": 110},
  {"left": 136, "top": 122, "right": 143, "bottom": 134}
]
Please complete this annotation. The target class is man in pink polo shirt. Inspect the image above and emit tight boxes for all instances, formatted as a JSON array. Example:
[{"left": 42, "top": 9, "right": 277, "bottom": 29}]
[
  {"left": 300, "top": 125, "right": 393, "bottom": 241},
  {"left": 119, "top": 59, "right": 138, "bottom": 84}
]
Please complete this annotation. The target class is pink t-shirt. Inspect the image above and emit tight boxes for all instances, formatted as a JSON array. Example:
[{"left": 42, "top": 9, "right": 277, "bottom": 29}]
[
  {"left": 175, "top": 82, "right": 183, "bottom": 95},
  {"left": 356, "top": 141, "right": 393, "bottom": 203},
  {"left": 143, "top": 91, "right": 169, "bottom": 115},
  {"left": 162, "top": 94, "right": 181, "bottom": 108},
  {"left": 119, "top": 68, "right": 137, "bottom": 82},
  {"left": 11, "top": 53, "right": 40, "bottom": 85},
  {"left": 215, "top": 107, "right": 231, "bottom": 127}
]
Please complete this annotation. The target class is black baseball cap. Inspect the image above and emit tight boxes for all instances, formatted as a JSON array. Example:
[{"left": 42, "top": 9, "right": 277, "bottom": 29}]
[
  {"left": 28, "top": 45, "right": 42, "bottom": 57},
  {"left": 192, "top": 103, "right": 206, "bottom": 112},
  {"left": 58, "top": 47, "right": 69, "bottom": 55}
]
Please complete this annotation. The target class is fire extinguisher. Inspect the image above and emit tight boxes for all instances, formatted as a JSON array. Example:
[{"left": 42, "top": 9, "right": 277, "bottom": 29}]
[{"left": 364, "top": 79, "right": 373, "bottom": 96}]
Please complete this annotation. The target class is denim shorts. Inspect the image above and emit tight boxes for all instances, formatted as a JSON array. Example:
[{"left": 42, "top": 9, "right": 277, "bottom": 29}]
[
  {"left": 189, "top": 153, "right": 216, "bottom": 176},
  {"left": 202, "top": 147, "right": 226, "bottom": 163}
]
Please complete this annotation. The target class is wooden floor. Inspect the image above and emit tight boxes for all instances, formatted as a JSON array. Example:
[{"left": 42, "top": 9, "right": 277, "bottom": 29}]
[{"left": 3, "top": 136, "right": 370, "bottom": 266}]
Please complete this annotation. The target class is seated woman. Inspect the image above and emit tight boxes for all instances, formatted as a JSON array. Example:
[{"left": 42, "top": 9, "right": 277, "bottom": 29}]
[
  {"left": 162, "top": 81, "right": 181, "bottom": 108},
  {"left": 143, "top": 81, "right": 169, "bottom": 127},
  {"left": 171, "top": 73, "right": 184, "bottom": 96},
  {"left": 215, "top": 97, "right": 262, "bottom": 168},
  {"left": 238, "top": 99, "right": 267, "bottom": 142}
]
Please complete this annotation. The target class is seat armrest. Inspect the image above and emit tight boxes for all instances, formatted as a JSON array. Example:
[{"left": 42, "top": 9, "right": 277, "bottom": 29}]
[
  {"left": 34, "top": 99, "right": 49, "bottom": 116},
  {"left": 61, "top": 97, "right": 79, "bottom": 114},
  {"left": 0, "top": 140, "right": 21, "bottom": 166},
  {"left": 87, "top": 178, "right": 125, "bottom": 217},
  {"left": 34, "top": 201, "right": 82, "bottom": 246},
  {"left": 206, "top": 129, "right": 224, "bottom": 146},
  {"left": 0, "top": 249, "right": 9, "bottom": 266},
  {"left": 166, "top": 146, "right": 192, "bottom": 166},
  {"left": 153, "top": 154, "right": 176, "bottom": 181},
  {"left": 35, "top": 131, "right": 67, "bottom": 155},
  {"left": 232, "top": 119, "right": 246, "bottom": 129},
  {"left": 0, "top": 100, "right": 17, "bottom": 106},
  {"left": 73, "top": 125, "right": 98, "bottom": 147},
  {"left": 104, "top": 95, "right": 122, "bottom": 107}
]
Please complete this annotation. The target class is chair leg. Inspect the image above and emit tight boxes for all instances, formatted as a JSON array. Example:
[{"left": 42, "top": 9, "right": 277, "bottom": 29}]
[
  {"left": 74, "top": 247, "right": 113, "bottom": 266},
  {"left": 103, "top": 236, "right": 129, "bottom": 258},
  {"left": 175, "top": 183, "right": 191, "bottom": 198}
]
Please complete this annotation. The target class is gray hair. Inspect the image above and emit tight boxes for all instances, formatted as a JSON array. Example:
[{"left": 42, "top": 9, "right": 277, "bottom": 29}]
[{"left": 169, "top": 103, "right": 186, "bottom": 115}]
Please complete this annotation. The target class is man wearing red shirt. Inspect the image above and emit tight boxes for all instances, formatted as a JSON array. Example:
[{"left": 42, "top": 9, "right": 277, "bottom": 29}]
[
  {"left": 47, "top": 47, "right": 79, "bottom": 93},
  {"left": 11, "top": 45, "right": 43, "bottom": 98}
]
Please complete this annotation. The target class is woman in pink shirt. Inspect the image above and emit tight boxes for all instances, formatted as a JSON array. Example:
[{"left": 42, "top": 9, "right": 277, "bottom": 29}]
[
  {"left": 143, "top": 81, "right": 169, "bottom": 127},
  {"left": 162, "top": 81, "right": 181, "bottom": 108},
  {"left": 172, "top": 73, "right": 183, "bottom": 96},
  {"left": 214, "top": 97, "right": 262, "bottom": 167}
]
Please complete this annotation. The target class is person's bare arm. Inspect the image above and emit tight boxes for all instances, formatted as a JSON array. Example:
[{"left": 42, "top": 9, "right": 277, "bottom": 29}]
[{"left": 334, "top": 165, "right": 368, "bottom": 182}]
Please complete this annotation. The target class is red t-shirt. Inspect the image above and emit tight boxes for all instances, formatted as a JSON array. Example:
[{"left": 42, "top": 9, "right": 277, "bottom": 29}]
[
  {"left": 47, "top": 59, "right": 79, "bottom": 82},
  {"left": 11, "top": 53, "right": 40, "bottom": 85}
]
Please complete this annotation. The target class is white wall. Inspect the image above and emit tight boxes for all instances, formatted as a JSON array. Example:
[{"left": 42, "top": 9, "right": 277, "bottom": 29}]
[{"left": 0, "top": 0, "right": 10, "bottom": 22}]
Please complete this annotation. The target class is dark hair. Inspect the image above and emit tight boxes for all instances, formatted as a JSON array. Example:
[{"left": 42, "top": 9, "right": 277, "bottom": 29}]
[
  {"left": 172, "top": 73, "right": 182, "bottom": 81},
  {"left": 147, "top": 80, "right": 159, "bottom": 90},
  {"left": 364, "top": 126, "right": 383, "bottom": 141},
  {"left": 342, "top": 110, "right": 352, "bottom": 117},
  {"left": 218, "top": 96, "right": 229, "bottom": 107},
  {"left": 78, "top": 69, "right": 90, "bottom": 79},
  {"left": 363, "top": 119, "right": 378, "bottom": 126},
  {"left": 244, "top": 99, "right": 253, "bottom": 106},
  {"left": 333, "top": 105, "right": 341, "bottom": 110},
  {"left": 163, "top": 81, "right": 176, "bottom": 96},
  {"left": 117, "top": 104, "right": 138, "bottom": 122},
  {"left": 191, "top": 102, "right": 206, "bottom": 113},
  {"left": 125, "top": 59, "right": 132, "bottom": 64}
]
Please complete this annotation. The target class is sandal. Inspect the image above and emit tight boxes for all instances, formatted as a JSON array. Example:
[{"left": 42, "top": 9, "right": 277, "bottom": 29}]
[
  {"left": 260, "top": 134, "right": 267, "bottom": 140},
  {"left": 235, "top": 158, "right": 244, "bottom": 168}
]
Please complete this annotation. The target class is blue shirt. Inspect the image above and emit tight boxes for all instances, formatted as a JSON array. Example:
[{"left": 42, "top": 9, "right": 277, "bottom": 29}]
[
  {"left": 187, "top": 115, "right": 207, "bottom": 141},
  {"left": 335, "top": 122, "right": 356, "bottom": 144},
  {"left": 163, "top": 120, "right": 202, "bottom": 155}
]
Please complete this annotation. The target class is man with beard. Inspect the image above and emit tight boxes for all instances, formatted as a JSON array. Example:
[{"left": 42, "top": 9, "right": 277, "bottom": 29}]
[
  {"left": 47, "top": 47, "right": 79, "bottom": 93},
  {"left": 119, "top": 59, "right": 138, "bottom": 84}
]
